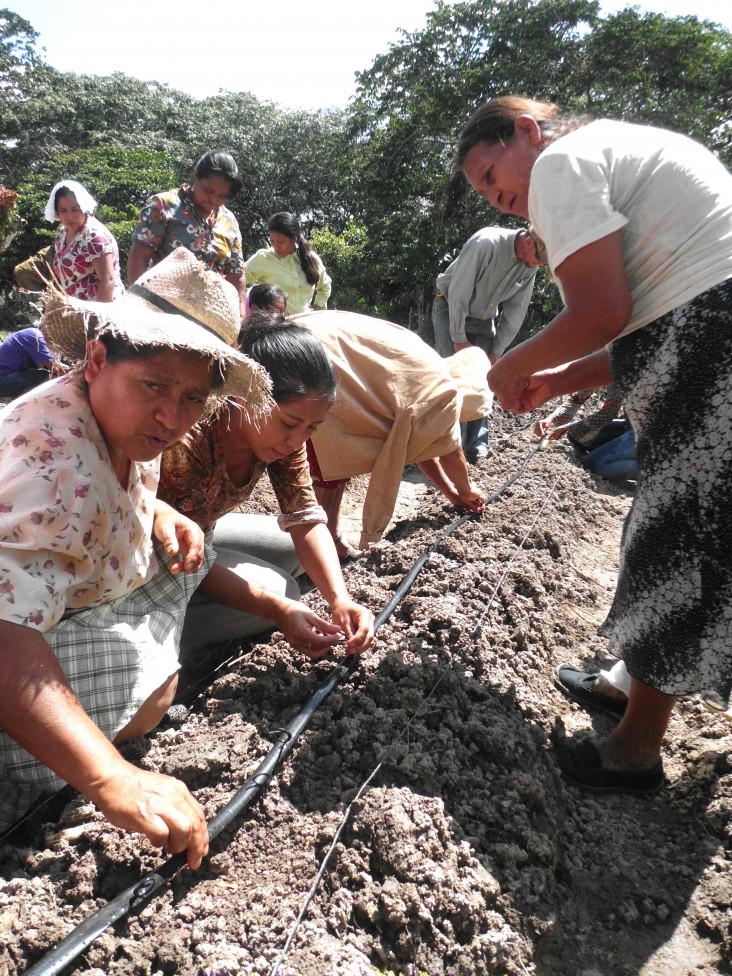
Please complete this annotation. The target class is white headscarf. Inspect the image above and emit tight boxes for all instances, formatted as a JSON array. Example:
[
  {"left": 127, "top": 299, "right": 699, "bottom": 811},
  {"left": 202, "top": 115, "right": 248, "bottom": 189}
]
[{"left": 44, "top": 180, "right": 98, "bottom": 222}]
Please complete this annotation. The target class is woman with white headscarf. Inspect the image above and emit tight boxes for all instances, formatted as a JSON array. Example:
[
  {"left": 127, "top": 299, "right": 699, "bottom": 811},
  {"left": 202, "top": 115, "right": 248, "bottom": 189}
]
[{"left": 44, "top": 179, "right": 123, "bottom": 302}]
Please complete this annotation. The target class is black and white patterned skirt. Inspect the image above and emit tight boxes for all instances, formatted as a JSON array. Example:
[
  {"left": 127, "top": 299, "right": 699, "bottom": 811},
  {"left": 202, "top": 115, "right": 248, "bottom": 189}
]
[{"left": 602, "top": 277, "right": 732, "bottom": 709}]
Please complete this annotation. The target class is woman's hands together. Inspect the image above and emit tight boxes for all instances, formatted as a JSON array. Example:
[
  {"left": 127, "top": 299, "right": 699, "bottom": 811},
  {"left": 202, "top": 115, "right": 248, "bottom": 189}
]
[
  {"left": 486, "top": 352, "right": 533, "bottom": 413},
  {"left": 489, "top": 354, "right": 562, "bottom": 415},
  {"left": 276, "top": 597, "right": 374, "bottom": 659},
  {"left": 330, "top": 597, "right": 375, "bottom": 655},
  {"left": 276, "top": 600, "right": 343, "bottom": 659}
]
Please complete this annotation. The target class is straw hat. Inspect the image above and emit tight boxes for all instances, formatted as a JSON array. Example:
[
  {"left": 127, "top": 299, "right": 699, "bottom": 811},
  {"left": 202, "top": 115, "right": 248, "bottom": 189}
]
[
  {"left": 446, "top": 346, "right": 494, "bottom": 421},
  {"left": 41, "top": 248, "right": 272, "bottom": 409}
]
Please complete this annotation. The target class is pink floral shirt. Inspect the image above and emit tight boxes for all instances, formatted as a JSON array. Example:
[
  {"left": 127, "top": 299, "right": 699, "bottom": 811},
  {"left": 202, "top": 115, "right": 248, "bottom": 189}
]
[
  {"left": 0, "top": 374, "right": 159, "bottom": 633},
  {"left": 53, "top": 215, "right": 124, "bottom": 300}
]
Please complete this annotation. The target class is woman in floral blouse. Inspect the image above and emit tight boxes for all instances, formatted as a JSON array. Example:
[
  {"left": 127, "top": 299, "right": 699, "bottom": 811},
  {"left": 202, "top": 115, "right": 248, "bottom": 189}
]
[
  {"left": 128, "top": 151, "right": 247, "bottom": 318},
  {"left": 45, "top": 179, "right": 123, "bottom": 302},
  {"left": 0, "top": 249, "right": 272, "bottom": 864},
  {"left": 158, "top": 316, "right": 374, "bottom": 665}
]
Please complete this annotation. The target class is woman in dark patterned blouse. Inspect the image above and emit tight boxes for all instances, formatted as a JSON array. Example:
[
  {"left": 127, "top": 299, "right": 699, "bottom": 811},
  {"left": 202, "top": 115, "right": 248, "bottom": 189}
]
[{"left": 158, "top": 317, "right": 374, "bottom": 664}]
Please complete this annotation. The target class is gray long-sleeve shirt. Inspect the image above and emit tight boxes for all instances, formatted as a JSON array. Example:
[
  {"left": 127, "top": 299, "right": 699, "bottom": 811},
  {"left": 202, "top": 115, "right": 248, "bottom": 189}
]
[{"left": 436, "top": 228, "right": 538, "bottom": 354}]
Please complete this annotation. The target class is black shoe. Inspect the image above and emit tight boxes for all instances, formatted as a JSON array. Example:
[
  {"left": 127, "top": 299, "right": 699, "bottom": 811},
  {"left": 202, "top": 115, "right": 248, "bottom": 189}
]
[
  {"left": 335, "top": 536, "right": 363, "bottom": 565},
  {"left": 555, "top": 740, "right": 665, "bottom": 794},
  {"left": 465, "top": 446, "right": 490, "bottom": 463},
  {"left": 554, "top": 664, "right": 627, "bottom": 719}
]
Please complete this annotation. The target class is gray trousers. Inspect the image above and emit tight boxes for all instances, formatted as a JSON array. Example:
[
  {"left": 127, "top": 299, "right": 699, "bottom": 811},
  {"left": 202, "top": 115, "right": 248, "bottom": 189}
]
[{"left": 179, "top": 513, "right": 302, "bottom": 653}]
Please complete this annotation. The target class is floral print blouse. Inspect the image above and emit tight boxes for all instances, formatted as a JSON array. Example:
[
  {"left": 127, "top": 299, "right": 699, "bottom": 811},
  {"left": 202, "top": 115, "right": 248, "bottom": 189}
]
[
  {"left": 131, "top": 184, "right": 245, "bottom": 279},
  {"left": 0, "top": 375, "right": 159, "bottom": 633},
  {"left": 53, "top": 215, "right": 124, "bottom": 301},
  {"left": 158, "top": 412, "right": 326, "bottom": 538}
]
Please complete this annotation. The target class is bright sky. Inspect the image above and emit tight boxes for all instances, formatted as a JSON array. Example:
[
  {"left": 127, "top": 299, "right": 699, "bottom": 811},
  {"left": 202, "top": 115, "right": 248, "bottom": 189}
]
[{"left": 8, "top": 0, "right": 732, "bottom": 110}]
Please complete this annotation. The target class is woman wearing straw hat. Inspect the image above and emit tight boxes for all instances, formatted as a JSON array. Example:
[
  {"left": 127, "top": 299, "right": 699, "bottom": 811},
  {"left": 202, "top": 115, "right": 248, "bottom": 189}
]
[
  {"left": 44, "top": 179, "right": 124, "bottom": 302},
  {"left": 0, "top": 249, "right": 272, "bottom": 865}
]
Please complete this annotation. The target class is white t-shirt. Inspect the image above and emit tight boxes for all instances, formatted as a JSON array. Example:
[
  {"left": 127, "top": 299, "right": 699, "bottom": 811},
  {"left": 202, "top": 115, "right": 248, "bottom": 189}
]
[{"left": 529, "top": 119, "right": 732, "bottom": 337}]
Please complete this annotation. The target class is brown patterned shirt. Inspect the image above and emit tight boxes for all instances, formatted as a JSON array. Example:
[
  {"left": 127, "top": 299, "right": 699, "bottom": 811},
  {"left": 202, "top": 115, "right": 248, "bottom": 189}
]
[{"left": 158, "top": 412, "right": 325, "bottom": 537}]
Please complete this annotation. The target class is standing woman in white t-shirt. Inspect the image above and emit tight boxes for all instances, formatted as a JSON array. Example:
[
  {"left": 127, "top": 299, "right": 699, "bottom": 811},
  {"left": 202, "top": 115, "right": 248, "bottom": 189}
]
[{"left": 458, "top": 95, "right": 732, "bottom": 795}]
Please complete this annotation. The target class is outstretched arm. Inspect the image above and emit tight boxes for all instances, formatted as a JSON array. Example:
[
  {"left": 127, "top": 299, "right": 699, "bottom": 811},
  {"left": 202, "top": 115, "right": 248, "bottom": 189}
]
[
  {"left": 515, "top": 350, "right": 614, "bottom": 414},
  {"left": 488, "top": 231, "right": 631, "bottom": 411},
  {"left": 419, "top": 449, "right": 486, "bottom": 512},
  {"left": 289, "top": 522, "right": 375, "bottom": 655},
  {"left": 197, "top": 556, "right": 367, "bottom": 659},
  {"left": 0, "top": 620, "right": 209, "bottom": 868}
]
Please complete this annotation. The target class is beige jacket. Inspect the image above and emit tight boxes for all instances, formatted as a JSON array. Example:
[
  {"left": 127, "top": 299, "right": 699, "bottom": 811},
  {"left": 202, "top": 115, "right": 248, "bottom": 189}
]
[{"left": 292, "top": 311, "right": 492, "bottom": 547}]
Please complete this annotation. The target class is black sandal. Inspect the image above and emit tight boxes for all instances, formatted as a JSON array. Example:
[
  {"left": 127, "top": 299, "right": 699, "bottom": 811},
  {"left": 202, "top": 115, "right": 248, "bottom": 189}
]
[{"left": 334, "top": 535, "right": 363, "bottom": 564}]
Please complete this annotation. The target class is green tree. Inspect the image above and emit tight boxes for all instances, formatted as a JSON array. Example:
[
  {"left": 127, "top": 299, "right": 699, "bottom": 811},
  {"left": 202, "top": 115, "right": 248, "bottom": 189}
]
[
  {"left": 346, "top": 0, "right": 731, "bottom": 323},
  {"left": 581, "top": 10, "right": 732, "bottom": 163},
  {"left": 0, "top": 8, "right": 52, "bottom": 183},
  {"left": 310, "top": 223, "right": 374, "bottom": 312},
  {"left": 346, "top": 0, "right": 600, "bottom": 321},
  {"left": 0, "top": 146, "right": 180, "bottom": 290}
]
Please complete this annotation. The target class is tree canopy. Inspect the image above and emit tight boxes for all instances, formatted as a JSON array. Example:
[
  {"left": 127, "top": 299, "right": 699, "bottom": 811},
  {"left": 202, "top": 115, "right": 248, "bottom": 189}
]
[{"left": 1, "top": 1, "right": 730, "bottom": 324}]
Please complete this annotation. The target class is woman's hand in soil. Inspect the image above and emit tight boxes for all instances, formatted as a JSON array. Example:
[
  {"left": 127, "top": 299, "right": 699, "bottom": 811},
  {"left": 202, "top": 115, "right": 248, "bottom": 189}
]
[
  {"left": 279, "top": 600, "right": 343, "bottom": 659},
  {"left": 94, "top": 763, "right": 209, "bottom": 869},
  {"left": 456, "top": 485, "right": 486, "bottom": 512},
  {"left": 330, "top": 597, "right": 375, "bottom": 656}
]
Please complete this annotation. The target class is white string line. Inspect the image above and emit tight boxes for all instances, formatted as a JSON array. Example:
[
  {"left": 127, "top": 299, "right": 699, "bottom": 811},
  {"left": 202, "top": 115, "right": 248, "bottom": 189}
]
[{"left": 270, "top": 453, "right": 571, "bottom": 976}]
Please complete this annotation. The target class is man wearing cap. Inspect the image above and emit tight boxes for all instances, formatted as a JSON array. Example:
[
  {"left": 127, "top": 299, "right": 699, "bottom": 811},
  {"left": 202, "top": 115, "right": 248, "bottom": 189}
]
[{"left": 432, "top": 226, "right": 543, "bottom": 460}]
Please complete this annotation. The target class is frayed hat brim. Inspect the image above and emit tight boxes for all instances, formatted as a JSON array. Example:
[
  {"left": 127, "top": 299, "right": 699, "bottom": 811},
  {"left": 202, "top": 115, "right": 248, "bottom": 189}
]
[{"left": 41, "top": 289, "right": 273, "bottom": 413}]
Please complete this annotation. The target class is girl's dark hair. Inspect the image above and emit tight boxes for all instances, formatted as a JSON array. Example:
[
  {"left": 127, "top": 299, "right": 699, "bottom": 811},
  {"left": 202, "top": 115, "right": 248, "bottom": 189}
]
[
  {"left": 268, "top": 211, "right": 320, "bottom": 286},
  {"left": 54, "top": 186, "right": 76, "bottom": 212},
  {"left": 193, "top": 151, "right": 243, "bottom": 198},
  {"left": 456, "top": 96, "right": 564, "bottom": 167},
  {"left": 237, "top": 313, "right": 336, "bottom": 404},
  {"left": 249, "top": 283, "right": 287, "bottom": 311},
  {"left": 95, "top": 332, "right": 225, "bottom": 390}
]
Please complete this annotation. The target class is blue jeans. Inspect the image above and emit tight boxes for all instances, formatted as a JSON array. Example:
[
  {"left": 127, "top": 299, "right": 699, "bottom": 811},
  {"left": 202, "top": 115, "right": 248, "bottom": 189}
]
[
  {"left": 0, "top": 369, "right": 51, "bottom": 398},
  {"left": 431, "top": 295, "right": 454, "bottom": 358},
  {"left": 461, "top": 330, "right": 494, "bottom": 455},
  {"left": 582, "top": 429, "right": 638, "bottom": 480},
  {"left": 571, "top": 418, "right": 629, "bottom": 453},
  {"left": 431, "top": 297, "right": 492, "bottom": 454}
]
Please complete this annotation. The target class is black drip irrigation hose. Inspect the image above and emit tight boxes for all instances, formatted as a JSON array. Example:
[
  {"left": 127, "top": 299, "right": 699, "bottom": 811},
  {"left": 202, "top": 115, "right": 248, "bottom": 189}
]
[{"left": 23, "top": 437, "right": 550, "bottom": 976}]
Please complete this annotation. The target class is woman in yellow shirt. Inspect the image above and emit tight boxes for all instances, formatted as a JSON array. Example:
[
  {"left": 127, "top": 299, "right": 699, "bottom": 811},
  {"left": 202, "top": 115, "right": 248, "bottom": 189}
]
[{"left": 244, "top": 212, "right": 331, "bottom": 314}]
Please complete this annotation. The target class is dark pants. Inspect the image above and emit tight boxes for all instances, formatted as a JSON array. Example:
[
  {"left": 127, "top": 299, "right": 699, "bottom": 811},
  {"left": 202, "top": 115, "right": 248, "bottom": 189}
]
[
  {"left": 0, "top": 369, "right": 51, "bottom": 398},
  {"left": 431, "top": 295, "right": 492, "bottom": 456}
]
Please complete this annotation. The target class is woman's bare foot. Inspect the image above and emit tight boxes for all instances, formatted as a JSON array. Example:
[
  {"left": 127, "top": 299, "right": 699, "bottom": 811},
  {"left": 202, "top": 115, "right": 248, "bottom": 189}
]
[{"left": 599, "top": 735, "right": 660, "bottom": 773}]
